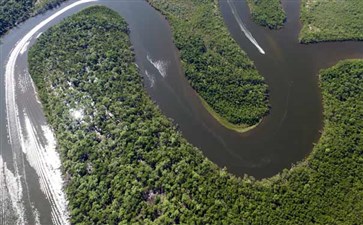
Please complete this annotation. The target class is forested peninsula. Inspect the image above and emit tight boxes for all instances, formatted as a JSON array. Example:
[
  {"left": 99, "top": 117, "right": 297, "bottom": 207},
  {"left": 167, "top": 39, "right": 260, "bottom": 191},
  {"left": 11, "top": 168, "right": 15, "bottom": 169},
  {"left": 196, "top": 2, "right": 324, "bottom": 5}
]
[
  {"left": 300, "top": 0, "right": 363, "bottom": 43},
  {"left": 0, "top": 0, "right": 66, "bottom": 36},
  {"left": 29, "top": 5, "right": 363, "bottom": 224},
  {"left": 246, "top": 0, "right": 286, "bottom": 29},
  {"left": 147, "top": 0, "right": 269, "bottom": 129}
]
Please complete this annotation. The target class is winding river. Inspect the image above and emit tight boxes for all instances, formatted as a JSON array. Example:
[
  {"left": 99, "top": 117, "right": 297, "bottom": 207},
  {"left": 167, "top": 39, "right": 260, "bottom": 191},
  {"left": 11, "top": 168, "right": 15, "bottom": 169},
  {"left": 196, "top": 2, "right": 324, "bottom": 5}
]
[{"left": 0, "top": 0, "right": 362, "bottom": 223}]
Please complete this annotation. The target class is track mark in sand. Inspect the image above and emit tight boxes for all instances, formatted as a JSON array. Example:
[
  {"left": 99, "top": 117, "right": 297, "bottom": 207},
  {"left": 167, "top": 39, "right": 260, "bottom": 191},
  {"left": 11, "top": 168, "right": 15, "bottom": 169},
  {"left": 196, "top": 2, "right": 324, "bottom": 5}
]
[
  {"left": 4, "top": 0, "right": 97, "bottom": 224},
  {"left": 227, "top": 0, "right": 266, "bottom": 54}
]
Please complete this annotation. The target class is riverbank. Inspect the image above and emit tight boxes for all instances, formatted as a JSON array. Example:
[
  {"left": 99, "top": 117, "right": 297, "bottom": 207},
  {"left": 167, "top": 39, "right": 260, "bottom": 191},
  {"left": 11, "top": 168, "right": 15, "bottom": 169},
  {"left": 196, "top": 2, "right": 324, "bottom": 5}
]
[
  {"left": 199, "top": 96, "right": 261, "bottom": 133},
  {"left": 0, "top": 0, "right": 66, "bottom": 37},
  {"left": 29, "top": 3, "right": 363, "bottom": 223},
  {"left": 300, "top": 0, "right": 363, "bottom": 43},
  {"left": 246, "top": 0, "right": 286, "bottom": 29},
  {"left": 147, "top": 0, "right": 269, "bottom": 127}
]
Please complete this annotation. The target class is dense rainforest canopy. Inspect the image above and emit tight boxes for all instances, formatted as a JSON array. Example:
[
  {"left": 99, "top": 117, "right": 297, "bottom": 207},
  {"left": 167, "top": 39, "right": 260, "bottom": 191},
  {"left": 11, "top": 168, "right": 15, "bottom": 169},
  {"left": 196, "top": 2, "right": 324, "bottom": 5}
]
[
  {"left": 300, "top": 0, "right": 363, "bottom": 42},
  {"left": 244, "top": 0, "right": 363, "bottom": 42},
  {"left": 246, "top": 0, "right": 286, "bottom": 29},
  {"left": 147, "top": 0, "right": 269, "bottom": 128},
  {"left": 0, "top": 0, "right": 65, "bottom": 36},
  {"left": 29, "top": 5, "right": 363, "bottom": 224}
]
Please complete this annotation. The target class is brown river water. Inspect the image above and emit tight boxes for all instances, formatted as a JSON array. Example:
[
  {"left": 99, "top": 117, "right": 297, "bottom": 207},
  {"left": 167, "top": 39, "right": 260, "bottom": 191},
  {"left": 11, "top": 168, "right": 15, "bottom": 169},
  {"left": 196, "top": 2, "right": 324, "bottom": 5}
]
[{"left": 0, "top": 0, "right": 362, "bottom": 223}]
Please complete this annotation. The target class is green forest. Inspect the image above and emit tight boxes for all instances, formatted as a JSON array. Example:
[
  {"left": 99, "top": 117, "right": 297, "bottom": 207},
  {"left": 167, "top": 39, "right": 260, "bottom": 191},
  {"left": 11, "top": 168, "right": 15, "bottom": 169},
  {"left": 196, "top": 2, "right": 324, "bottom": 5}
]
[
  {"left": 147, "top": 0, "right": 269, "bottom": 128},
  {"left": 0, "top": 0, "right": 65, "bottom": 36},
  {"left": 300, "top": 0, "right": 363, "bottom": 43},
  {"left": 29, "top": 5, "right": 363, "bottom": 224},
  {"left": 246, "top": 0, "right": 286, "bottom": 29}
]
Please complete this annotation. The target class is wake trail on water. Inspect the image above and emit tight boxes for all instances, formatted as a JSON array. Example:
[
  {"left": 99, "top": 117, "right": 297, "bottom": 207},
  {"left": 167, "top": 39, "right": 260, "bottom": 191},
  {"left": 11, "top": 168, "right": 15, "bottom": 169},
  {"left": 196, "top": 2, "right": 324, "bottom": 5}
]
[
  {"left": 36, "top": 32, "right": 43, "bottom": 39},
  {"left": 147, "top": 54, "right": 169, "bottom": 78},
  {"left": 145, "top": 70, "right": 155, "bottom": 88},
  {"left": 4, "top": 0, "right": 97, "bottom": 224},
  {"left": 0, "top": 156, "right": 25, "bottom": 225},
  {"left": 227, "top": 0, "right": 265, "bottom": 55}
]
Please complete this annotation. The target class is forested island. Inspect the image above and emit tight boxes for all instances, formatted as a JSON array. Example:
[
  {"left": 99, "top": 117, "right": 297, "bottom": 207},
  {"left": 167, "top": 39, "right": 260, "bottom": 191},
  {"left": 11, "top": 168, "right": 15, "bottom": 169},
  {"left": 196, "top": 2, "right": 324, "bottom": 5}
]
[
  {"left": 147, "top": 0, "right": 269, "bottom": 130},
  {"left": 29, "top": 5, "right": 363, "bottom": 224},
  {"left": 246, "top": 0, "right": 286, "bottom": 29},
  {"left": 300, "top": 0, "right": 363, "bottom": 43},
  {"left": 0, "top": 0, "right": 65, "bottom": 36}
]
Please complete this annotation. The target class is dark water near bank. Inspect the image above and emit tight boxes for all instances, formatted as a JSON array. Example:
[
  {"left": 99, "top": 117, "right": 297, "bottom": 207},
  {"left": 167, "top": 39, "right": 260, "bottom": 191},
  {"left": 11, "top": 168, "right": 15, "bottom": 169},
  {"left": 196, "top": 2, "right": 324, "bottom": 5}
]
[
  {"left": 216, "top": 0, "right": 363, "bottom": 177},
  {"left": 121, "top": 0, "right": 363, "bottom": 179},
  {"left": 0, "top": 0, "right": 362, "bottom": 223}
]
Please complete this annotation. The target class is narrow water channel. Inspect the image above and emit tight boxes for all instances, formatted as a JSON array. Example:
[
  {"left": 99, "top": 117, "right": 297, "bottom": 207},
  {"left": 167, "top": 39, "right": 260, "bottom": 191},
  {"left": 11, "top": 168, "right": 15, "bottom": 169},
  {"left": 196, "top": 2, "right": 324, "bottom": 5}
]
[
  {"left": 119, "top": 0, "right": 363, "bottom": 179},
  {"left": 0, "top": 0, "right": 362, "bottom": 223}
]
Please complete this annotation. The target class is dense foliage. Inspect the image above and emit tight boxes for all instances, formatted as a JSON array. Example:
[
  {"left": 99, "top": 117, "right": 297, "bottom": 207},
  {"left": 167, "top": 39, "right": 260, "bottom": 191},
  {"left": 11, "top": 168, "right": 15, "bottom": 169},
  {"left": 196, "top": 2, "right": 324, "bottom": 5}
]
[
  {"left": 247, "top": 0, "right": 286, "bottom": 29},
  {"left": 300, "top": 0, "right": 363, "bottom": 43},
  {"left": 0, "top": 0, "right": 65, "bottom": 36},
  {"left": 147, "top": 0, "right": 269, "bottom": 127},
  {"left": 29, "top": 6, "right": 363, "bottom": 224}
]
